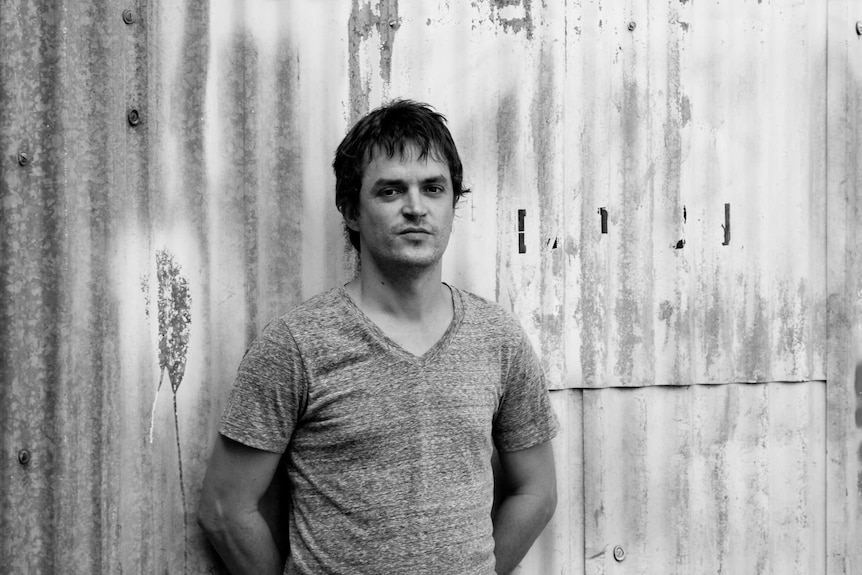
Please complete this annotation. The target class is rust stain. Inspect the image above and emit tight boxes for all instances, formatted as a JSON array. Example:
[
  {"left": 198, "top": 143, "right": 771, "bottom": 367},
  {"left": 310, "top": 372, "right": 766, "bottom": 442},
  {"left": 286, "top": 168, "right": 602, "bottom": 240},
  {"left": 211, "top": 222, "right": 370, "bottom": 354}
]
[
  {"left": 532, "top": 38, "right": 564, "bottom": 376},
  {"left": 489, "top": 0, "right": 534, "bottom": 39},
  {"left": 739, "top": 291, "right": 770, "bottom": 382},
  {"left": 855, "top": 361, "right": 862, "bottom": 498},
  {"left": 680, "top": 94, "right": 692, "bottom": 127},
  {"left": 348, "top": 1, "right": 374, "bottom": 123},
  {"left": 614, "top": 74, "right": 650, "bottom": 385},
  {"left": 348, "top": 0, "right": 399, "bottom": 123},
  {"left": 494, "top": 91, "right": 520, "bottom": 306},
  {"left": 776, "top": 279, "right": 809, "bottom": 377}
]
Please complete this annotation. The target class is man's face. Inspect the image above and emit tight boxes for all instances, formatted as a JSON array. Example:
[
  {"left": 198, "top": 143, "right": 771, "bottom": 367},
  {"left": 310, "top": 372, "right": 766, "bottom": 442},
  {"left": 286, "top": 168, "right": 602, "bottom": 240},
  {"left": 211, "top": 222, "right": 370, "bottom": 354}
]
[{"left": 346, "top": 144, "right": 455, "bottom": 272}]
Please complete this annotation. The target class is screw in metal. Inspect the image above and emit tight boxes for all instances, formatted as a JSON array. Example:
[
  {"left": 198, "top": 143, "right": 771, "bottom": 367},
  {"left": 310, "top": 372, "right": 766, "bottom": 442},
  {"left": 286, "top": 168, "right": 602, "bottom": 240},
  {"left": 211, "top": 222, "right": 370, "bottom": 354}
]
[
  {"left": 128, "top": 109, "right": 141, "bottom": 127},
  {"left": 17, "top": 449, "right": 31, "bottom": 465},
  {"left": 122, "top": 9, "right": 135, "bottom": 25},
  {"left": 613, "top": 545, "right": 626, "bottom": 562},
  {"left": 628, "top": 21, "right": 637, "bottom": 32},
  {"left": 388, "top": 19, "right": 399, "bottom": 28},
  {"left": 17, "top": 152, "right": 30, "bottom": 166}
]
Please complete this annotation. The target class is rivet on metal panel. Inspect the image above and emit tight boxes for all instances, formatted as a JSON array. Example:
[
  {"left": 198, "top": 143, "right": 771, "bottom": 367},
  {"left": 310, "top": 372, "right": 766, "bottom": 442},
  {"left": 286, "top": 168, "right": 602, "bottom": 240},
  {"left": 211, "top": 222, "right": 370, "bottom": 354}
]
[
  {"left": 128, "top": 109, "right": 141, "bottom": 127},
  {"left": 122, "top": 9, "right": 135, "bottom": 25},
  {"left": 17, "top": 152, "right": 30, "bottom": 166},
  {"left": 17, "top": 449, "right": 31, "bottom": 465},
  {"left": 628, "top": 21, "right": 637, "bottom": 32},
  {"left": 388, "top": 18, "right": 400, "bottom": 29},
  {"left": 613, "top": 545, "right": 626, "bottom": 562},
  {"left": 856, "top": 21, "right": 862, "bottom": 35}
]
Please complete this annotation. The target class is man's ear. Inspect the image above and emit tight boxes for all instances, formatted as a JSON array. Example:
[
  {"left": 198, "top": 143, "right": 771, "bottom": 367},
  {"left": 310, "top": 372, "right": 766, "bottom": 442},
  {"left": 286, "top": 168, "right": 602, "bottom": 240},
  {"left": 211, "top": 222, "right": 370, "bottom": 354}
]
[
  {"left": 343, "top": 205, "right": 360, "bottom": 232},
  {"left": 342, "top": 207, "right": 359, "bottom": 232}
]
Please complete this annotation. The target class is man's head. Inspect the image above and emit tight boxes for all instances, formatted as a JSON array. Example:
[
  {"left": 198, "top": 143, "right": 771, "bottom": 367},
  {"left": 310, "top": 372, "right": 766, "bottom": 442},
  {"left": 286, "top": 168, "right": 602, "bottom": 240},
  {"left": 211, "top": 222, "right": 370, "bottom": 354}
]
[{"left": 333, "top": 99, "right": 470, "bottom": 251}]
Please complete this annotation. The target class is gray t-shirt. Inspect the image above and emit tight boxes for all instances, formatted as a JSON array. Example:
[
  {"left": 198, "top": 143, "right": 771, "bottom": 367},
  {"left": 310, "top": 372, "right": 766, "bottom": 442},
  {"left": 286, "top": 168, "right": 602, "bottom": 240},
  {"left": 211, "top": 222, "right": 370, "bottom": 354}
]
[{"left": 219, "top": 285, "right": 559, "bottom": 575}]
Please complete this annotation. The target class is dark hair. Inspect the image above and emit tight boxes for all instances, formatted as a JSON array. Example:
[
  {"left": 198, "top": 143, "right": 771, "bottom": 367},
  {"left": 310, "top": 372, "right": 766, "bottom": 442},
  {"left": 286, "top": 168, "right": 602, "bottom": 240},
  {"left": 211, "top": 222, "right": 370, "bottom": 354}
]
[{"left": 332, "top": 99, "right": 470, "bottom": 251}]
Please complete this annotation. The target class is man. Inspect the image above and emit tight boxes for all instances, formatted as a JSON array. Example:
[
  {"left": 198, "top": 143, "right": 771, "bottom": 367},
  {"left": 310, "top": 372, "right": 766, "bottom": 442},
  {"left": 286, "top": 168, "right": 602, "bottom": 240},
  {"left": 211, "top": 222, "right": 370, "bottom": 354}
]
[{"left": 198, "top": 100, "right": 559, "bottom": 575}]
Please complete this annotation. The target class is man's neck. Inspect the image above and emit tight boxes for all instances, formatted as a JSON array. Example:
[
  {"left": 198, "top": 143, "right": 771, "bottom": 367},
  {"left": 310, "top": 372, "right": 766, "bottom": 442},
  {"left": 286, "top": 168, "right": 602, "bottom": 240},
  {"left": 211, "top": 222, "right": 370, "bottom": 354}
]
[{"left": 346, "top": 258, "right": 449, "bottom": 322}]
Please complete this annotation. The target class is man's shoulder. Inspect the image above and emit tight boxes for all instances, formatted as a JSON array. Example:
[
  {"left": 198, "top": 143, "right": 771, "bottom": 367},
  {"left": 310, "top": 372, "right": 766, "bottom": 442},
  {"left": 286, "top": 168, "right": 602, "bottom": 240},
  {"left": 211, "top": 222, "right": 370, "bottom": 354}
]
[
  {"left": 279, "top": 286, "right": 345, "bottom": 320},
  {"left": 263, "top": 287, "right": 350, "bottom": 340},
  {"left": 450, "top": 285, "right": 524, "bottom": 336}
]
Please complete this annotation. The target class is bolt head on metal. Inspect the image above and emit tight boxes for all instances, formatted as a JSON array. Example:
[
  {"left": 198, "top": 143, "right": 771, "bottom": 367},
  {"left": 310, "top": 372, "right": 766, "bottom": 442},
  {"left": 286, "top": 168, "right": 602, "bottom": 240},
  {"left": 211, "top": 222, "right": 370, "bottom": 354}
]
[
  {"left": 613, "top": 545, "right": 626, "bottom": 562},
  {"left": 628, "top": 21, "right": 637, "bottom": 31},
  {"left": 122, "top": 9, "right": 135, "bottom": 25},
  {"left": 17, "top": 152, "right": 30, "bottom": 166},
  {"left": 856, "top": 21, "right": 862, "bottom": 36},
  {"left": 388, "top": 19, "right": 399, "bottom": 28},
  {"left": 127, "top": 109, "right": 141, "bottom": 127},
  {"left": 17, "top": 449, "right": 31, "bottom": 465}
]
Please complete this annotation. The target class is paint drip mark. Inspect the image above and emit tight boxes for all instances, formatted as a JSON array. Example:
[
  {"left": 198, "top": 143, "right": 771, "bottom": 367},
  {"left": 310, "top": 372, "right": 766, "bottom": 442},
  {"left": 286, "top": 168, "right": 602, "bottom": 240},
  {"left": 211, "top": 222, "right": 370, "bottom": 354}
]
[{"left": 147, "top": 248, "right": 192, "bottom": 573}]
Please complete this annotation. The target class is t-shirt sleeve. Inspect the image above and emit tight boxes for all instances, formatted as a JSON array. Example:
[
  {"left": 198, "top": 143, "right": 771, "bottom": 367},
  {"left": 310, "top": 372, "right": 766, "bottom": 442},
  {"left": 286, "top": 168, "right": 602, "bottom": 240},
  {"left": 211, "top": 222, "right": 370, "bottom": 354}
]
[
  {"left": 218, "top": 318, "right": 307, "bottom": 454},
  {"left": 492, "top": 326, "right": 560, "bottom": 452}
]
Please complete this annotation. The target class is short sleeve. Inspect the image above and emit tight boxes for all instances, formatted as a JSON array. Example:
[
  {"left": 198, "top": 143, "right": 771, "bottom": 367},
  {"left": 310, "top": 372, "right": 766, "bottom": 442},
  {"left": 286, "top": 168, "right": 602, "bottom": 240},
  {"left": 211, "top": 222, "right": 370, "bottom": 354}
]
[
  {"left": 492, "top": 327, "right": 560, "bottom": 452},
  {"left": 218, "top": 318, "right": 307, "bottom": 454}
]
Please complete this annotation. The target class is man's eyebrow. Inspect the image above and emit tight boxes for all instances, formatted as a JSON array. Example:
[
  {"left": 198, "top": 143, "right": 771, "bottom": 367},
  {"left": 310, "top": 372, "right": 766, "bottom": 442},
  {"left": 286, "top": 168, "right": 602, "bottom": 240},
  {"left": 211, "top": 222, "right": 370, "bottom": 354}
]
[{"left": 371, "top": 175, "right": 450, "bottom": 187}]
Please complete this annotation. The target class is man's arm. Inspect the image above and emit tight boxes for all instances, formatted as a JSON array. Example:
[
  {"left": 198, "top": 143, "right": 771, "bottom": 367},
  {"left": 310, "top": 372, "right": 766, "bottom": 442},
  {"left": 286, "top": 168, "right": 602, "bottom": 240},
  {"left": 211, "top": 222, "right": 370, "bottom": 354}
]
[
  {"left": 491, "top": 440, "right": 557, "bottom": 575},
  {"left": 198, "top": 434, "right": 285, "bottom": 575}
]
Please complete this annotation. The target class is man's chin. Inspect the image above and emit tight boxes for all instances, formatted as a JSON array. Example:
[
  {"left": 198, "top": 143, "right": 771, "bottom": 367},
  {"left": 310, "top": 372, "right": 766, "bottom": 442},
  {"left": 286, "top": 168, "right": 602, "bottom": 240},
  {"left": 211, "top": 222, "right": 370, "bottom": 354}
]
[{"left": 379, "top": 248, "right": 444, "bottom": 273}]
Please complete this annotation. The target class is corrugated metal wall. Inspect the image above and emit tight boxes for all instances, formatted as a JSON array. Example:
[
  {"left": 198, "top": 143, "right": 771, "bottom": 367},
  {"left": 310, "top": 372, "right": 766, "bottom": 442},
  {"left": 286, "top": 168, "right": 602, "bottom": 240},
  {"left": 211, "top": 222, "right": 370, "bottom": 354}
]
[{"left": 1, "top": 0, "right": 858, "bottom": 573}]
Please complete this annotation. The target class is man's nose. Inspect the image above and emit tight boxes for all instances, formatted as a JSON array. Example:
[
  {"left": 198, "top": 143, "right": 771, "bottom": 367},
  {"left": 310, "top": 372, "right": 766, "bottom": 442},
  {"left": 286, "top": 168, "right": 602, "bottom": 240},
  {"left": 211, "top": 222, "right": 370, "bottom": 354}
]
[{"left": 401, "top": 188, "right": 427, "bottom": 217}]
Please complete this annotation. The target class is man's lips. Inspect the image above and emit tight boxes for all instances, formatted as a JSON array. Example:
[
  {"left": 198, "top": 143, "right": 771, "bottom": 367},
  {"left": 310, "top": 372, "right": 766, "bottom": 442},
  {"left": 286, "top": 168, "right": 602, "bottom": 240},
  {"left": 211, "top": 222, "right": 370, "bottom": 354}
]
[{"left": 397, "top": 227, "right": 432, "bottom": 234}]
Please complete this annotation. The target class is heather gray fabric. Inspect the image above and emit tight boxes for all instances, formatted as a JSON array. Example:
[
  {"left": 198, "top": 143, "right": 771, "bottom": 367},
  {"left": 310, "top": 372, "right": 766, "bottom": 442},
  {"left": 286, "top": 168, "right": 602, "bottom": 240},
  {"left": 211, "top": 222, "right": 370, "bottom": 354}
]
[{"left": 219, "top": 285, "right": 559, "bottom": 575}]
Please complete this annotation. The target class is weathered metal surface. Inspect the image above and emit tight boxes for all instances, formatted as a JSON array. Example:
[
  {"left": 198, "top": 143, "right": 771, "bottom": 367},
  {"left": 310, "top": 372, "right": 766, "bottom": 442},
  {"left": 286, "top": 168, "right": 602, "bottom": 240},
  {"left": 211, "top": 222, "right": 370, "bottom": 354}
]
[
  {"left": 584, "top": 382, "right": 827, "bottom": 575},
  {"left": 825, "top": 1, "right": 862, "bottom": 573},
  {"left": 518, "top": 389, "right": 585, "bottom": 574},
  {"left": 682, "top": 0, "right": 828, "bottom": 385},
  {"left": 0, "top": 0, "right": 853, "bottom": 574}
]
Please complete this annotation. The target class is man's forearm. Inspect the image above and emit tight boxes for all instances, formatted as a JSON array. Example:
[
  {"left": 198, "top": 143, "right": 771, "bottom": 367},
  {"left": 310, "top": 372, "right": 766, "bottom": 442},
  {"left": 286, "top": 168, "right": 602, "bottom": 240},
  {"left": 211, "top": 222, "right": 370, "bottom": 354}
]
[
  {"left": 199, "top": 509, "right": 283, "bottom": 575},
  {"left": 492, "top": 492, "right": 555, "bottom": 575}
]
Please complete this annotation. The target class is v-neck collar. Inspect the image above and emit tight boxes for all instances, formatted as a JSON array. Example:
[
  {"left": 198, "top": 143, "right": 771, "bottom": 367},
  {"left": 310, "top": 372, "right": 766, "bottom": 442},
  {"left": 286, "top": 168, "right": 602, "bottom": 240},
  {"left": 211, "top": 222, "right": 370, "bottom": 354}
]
[{"left": 338, "top": 283, "right": 463, "bottom": 365}]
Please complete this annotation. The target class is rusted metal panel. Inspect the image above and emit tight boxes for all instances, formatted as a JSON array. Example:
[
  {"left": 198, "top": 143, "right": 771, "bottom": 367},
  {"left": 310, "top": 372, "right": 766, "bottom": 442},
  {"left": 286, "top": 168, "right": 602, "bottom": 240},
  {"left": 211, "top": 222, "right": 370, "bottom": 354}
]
[
  {"left": 681, "top": 0, "right": 828, "bottom": 385},
  {"left": 825, "top": 1, "right": 862, "bottom": 573},
  {"left": 561, "top": 0, "right": 692, "bottom": 389},
  {"left": 584, "top": 382, "right": 826, "bottom": 575}
]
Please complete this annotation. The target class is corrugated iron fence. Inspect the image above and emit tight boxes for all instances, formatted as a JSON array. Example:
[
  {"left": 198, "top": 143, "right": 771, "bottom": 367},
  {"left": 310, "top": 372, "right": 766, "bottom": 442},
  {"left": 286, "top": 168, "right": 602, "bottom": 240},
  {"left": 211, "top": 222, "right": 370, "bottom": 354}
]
[{"left": 1, "top": 0, "right": 860, "bottom": 573}]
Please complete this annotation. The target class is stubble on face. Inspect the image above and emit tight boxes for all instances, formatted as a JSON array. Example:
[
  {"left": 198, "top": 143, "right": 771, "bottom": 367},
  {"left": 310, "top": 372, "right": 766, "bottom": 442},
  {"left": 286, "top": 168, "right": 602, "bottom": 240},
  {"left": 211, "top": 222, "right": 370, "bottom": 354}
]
[{"left": 349, "top": 145, "right": 455, "bottom": 277}]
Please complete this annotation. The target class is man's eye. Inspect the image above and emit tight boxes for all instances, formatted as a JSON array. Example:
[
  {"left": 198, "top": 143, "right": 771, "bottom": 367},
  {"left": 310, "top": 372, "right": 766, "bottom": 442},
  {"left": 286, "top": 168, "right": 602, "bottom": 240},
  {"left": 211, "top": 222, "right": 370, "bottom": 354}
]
[
  {"left": 426, "top": 186, "right": 443, "bottom": 194},
  {"left": 380, "top": 188, "right": 400, "bottom": 196}
]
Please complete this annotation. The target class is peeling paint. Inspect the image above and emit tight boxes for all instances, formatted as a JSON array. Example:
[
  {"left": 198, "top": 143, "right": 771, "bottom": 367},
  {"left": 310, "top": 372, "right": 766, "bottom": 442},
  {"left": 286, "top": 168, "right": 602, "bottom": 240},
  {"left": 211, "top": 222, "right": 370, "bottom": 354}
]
[
  {"left": 348, "top": 0, "right": 399, "bottom": 122},
  {"left": 489, "top": 0, "right": 534, "bottom": 38}
]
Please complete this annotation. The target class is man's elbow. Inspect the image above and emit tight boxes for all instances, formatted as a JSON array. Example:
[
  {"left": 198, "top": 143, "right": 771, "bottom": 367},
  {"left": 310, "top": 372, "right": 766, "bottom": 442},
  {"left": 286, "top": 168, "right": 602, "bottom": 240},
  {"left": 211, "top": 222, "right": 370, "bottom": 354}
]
[
  {"left": 198, "top": 491, "right": 230, "bottom": 541},
  {"left": 540, "top": 485, "right": 557, "bottom": 525}
]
